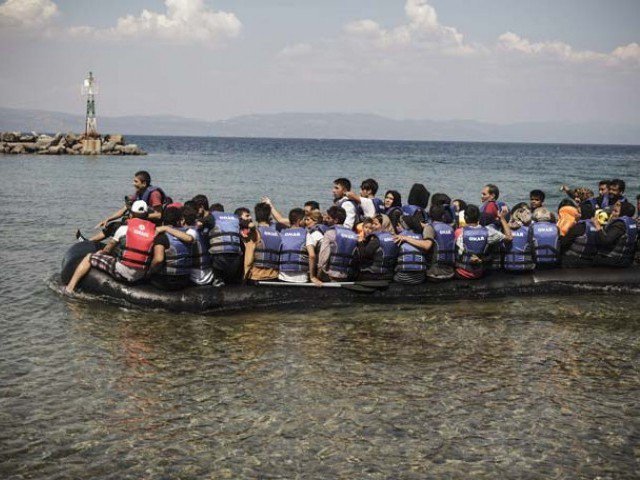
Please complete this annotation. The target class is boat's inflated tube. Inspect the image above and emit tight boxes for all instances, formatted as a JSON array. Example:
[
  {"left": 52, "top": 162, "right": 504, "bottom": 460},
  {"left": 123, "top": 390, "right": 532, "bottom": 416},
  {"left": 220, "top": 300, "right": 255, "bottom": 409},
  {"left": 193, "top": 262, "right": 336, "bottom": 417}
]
[{"left": 59, "top": 243, "right": 640, "bottom": 313}]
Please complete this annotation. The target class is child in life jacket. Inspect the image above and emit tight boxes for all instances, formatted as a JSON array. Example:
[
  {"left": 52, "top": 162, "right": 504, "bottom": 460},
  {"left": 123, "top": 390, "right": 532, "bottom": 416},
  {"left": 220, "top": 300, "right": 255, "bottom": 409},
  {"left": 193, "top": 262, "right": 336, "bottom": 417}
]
[{"left": 64, "top": 200, "right": 156, "bottom": 294}]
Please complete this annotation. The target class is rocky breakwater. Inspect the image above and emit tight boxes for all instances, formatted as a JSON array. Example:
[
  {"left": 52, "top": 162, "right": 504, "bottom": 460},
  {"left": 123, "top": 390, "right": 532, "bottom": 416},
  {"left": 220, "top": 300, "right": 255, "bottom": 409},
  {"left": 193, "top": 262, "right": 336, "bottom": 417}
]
[{"left": 0, "top": 132, "right": 146, "bottom": 155}]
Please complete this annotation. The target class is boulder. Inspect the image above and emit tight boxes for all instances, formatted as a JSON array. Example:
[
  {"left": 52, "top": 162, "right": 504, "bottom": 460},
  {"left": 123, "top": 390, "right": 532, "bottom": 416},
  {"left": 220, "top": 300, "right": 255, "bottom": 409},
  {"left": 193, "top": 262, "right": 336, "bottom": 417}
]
[
  {"left": 22, "top": 142, "right": 37, "bottom": 152},
  {"left": 122, "top": 144, "right": 139, "bottom": 155},
  {"left": 20, "top": 134, "right": 36, "bottom": 142},
  {"left": 105, "top": 134, "right": 124, "bottom": 145},
  {"left": 50, "top": 133, "right": 64, "bottom": 146},
  {"left": 47, "top": 145, "right": 63, "bottom": 155},
  {"left": 72, "top": 142, "right": 83, "bottom": 151},
  {"left": 65, "top": 147, "right": 76, "bottom": 155},
  {"left": 65, "top": 133, "right": 79, "bottom": 145},
  {"left": 36, "top": 135, "right": 54, "bottom": 149},
  {"left": 11, "top": 144, "right": 25, "bottom": 154},
  {"left": 101, "top": 141, "right": 116, "bottom": 153},
  {"left": 1, "top": 132, "right": 19, "bottom": 142}
]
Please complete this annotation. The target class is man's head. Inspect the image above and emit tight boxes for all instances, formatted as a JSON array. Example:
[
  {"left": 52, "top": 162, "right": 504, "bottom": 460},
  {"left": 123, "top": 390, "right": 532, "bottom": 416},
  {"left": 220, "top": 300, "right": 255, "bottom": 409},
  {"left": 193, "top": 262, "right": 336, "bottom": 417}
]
[
  {"left": 429, "top": 204, "right": 446, "bottom": 222},
  {"left": 430, "top": 193, "right": 451, "bottom": 208},
  {"left": 254, "top": 202, "right": 272, "bottom": 224},
  {"left": 579, "top": 201, "right": 595, "bottom": 221},
  {"left": 162, "top": 206, "right": 183, "bottom": 227},
  {"left": 333, "top": 178, "right": 351, "bottom": 200},
  {"left": 192, "top": 194, "right": 209, "bottom": 215},
  {"left": 532, "top": 207, "right": 553, "bottom": 223},
  {"left": 234, "top": 207, "right": 251, "bottom": 221},
  {"left": 133, "top": 170, "right": 151, "bottom": 192},
  {"left": 326, "top": 206, "right": 347, "bottom": 226},
  {"left": 182, "top": 205, "right": 198, "bottom": 226},
  {"left": 598, "top": 180, "right": 610, "bottom": 197},
  {"left": 613, "top": 200, "right": 636, "bottom": 219},
  {"left": 481, "top": 184, "right": 499, "bottom": 203},
  {"left": 210, "top": 203, "right": 224, "bottom": 212},
  {"left": 464, "top": 204, "right": 481, "bottom": 225},
  {"left": 529, "top": 189, "right": 545, "bottom": 210},
  {"left": 360, "top": 178, "right": 379, "bottom": 198},
  {"left": 304, "top": 201, "right": 320, "bottom": 215},
  {"left": 288, "top": 208, "right": 306, "bottom": 227},
  {"left": 609, "top": 179, "right": 626, "bottom": 199},
  {"left": 130, "top": 200, "right": 149, "bottom": 220}
]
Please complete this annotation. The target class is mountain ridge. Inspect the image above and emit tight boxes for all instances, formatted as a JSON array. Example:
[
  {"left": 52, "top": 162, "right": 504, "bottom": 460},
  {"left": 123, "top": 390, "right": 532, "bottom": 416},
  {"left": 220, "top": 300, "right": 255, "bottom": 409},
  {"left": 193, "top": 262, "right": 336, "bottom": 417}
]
[{"left": 1, "top": 107, "right": 638, "bottom": 145}]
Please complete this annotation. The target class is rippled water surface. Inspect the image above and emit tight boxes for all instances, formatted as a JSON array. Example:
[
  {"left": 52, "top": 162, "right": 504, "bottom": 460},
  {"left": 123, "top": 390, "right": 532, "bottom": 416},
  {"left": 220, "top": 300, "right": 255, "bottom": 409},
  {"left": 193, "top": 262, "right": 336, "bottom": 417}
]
[{"left": 1, "top": 137, "right": 639, "bottom": 478}]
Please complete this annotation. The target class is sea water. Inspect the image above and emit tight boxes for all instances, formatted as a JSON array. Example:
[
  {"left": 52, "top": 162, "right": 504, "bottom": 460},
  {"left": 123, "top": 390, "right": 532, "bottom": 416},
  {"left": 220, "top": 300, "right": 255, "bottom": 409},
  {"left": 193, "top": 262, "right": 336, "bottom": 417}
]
[{"left": 1, "top": 137, "right": 639, "bottom": 478}]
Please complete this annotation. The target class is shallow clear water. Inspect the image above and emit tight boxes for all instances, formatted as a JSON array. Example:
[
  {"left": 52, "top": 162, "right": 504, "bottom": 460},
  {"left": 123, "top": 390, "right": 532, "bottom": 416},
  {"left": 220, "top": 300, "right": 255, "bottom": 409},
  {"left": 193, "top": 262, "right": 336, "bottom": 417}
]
[{"left": 1, "top": 137, "right": 639, "bottom": 478}]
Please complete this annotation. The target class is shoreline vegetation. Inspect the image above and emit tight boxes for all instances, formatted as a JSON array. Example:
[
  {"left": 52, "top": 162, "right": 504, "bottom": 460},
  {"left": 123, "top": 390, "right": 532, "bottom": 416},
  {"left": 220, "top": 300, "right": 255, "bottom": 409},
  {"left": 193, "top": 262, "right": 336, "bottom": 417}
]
[{"left": 0, "top": 131, "right": 146, "bottom": 155}]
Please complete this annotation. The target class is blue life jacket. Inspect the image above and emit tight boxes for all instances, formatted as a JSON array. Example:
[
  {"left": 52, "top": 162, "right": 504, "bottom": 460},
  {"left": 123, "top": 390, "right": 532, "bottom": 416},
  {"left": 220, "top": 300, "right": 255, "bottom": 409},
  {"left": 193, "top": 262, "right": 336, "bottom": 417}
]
[
  {"left": 531, "top": 221, "right": 560, "bottom": 265},
  {"left": 254, "top": 226, "right": 282, "bottom": 270},
  {"left": 402, "top": 204, "right": 428, "bottom": 222},
  {"left": 208, "top": 212, "right": 242, "bottom": 255},
  {"left": 385, "top": 206, "right": 403, "bottom": 218},
  {"left": 563, "top": 219, "right": 598, "bottom": 265},
  {"left": 596, "top": 216, "right": 638, "bottom": 267},
  {"left": 356, "top": 197, "right": 384, "bottom": 219},
  {"left": 396, "top": 230, "right": 427, "bottom": 272},
  {"left": 161, "top": 228, "right": 192, "bottom": 276},
  {"left": 327, "top": 225, "right": 359, "bottom": 276},
  {"left": 191, "top": 228, "right": 212, "bottom": 269},
  {"left": 368, "top": 232, "right": 399, "bottom": 275},
  {"left": 455, "top": 226, "right": 489, "bottom": 273},
  {"left": 503, "top": 225, "right": 534, "bottom": 271},
  {"left": 309, "top": 224, "right": 328, "bottom": 235},
  {"left": 431, "top": 221, "right": 455, "bottom": 266},
  {"left": 134, "top": 185, "right": 169, "bottom": 206},
  {"left": 279, "top": 227, "right": 309, "bottom": 273}
]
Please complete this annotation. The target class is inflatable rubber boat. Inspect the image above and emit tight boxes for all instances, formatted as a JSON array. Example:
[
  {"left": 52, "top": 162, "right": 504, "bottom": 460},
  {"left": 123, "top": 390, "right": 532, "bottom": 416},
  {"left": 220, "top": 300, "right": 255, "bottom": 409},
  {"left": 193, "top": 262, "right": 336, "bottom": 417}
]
[{"left": 60, "top": 242, "right": 640, "bottom": 313}]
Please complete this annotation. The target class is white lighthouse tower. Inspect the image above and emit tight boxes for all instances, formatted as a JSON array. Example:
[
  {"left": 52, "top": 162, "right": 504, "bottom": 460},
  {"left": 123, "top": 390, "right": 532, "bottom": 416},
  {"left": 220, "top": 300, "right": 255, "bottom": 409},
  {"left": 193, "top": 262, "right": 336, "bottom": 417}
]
[{"left": 81, "top": 71, "right": 99, "bottom": 138}]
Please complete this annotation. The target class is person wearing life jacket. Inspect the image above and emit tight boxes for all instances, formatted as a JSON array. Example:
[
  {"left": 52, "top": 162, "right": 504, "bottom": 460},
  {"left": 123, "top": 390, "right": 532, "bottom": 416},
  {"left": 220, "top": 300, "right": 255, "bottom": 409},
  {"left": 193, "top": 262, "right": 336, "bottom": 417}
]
[
  {"left": 332, "top": 178, "right": 358, "bottom": 230},
  {"left": 244, "top": 202, "right": 282, "bottom": 284},
  {"left": 392, "top": 215, "right": 430, "bottom": 285},
  {"left": 559, "top": 201, "right": 598, "bottom": 268},
  {"left": 452, "top": 199, "right": 467, "bottom": 228},
  {"left": 455, "top": 204, "right": 512, "bottom": 279},
  {"left": 382, "top": 190, "right": 403, "bottom": 217},
  {"left": 530, "top": 207, "right": 561, "bottom": 268},
  {"left": 345, "top": 178, "right": 385, "bottom": 221},
  {"left": 593, "top": 200, "right": 638, "bottom": 267},
  {"left": 529, "top": 189, "right": 546, "bottom": 213},
  {"left": 557, "top": 199, "right": 581, "bottom": 237},
  {"left": 64, "top": 200, "right": 157, "bottom": 294},
  {"left": 149, "top": 206, "right": 195, "bottom": 291},
  {"left": 197, "top": 203, "right": 244, "bottom": 285},
  {"left": 180, "top": 203, "right": 216, "bottom": 286},
  {"left": 503, "top": 206, "right": 535, "bottom": 272},
  {"left": 423, "top": 205, "right": 456, "bottom": 281},
  {"left": 480, "top": 184, "right": 508, "bottom": 228},
  {"left": 430, "top": 193, "right": 456, "bottom": 225},
  {"left": 303, "top": 209, "right": 327, "bottom": 285},
  {"left": 402, "top": 183, "right": 430, "bottom": 222},
  {"left": 317, "top": 206, "right": 360, "bottom": 282},
  {"left": 278, "top": 208, "right": 314, "bottom": 283},
  {"left": 607, "top": 179, "right": 628, "bottom": 208},
  {"left": 357, "top": 217, "right": 399, "bottom": 281}
]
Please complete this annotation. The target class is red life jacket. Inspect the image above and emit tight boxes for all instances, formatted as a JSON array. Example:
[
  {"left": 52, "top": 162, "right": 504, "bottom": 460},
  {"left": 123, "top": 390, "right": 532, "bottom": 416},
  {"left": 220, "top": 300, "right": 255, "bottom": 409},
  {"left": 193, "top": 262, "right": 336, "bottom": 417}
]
[{"left": 119, "top": 218, "right": 156, "bottom": 270}]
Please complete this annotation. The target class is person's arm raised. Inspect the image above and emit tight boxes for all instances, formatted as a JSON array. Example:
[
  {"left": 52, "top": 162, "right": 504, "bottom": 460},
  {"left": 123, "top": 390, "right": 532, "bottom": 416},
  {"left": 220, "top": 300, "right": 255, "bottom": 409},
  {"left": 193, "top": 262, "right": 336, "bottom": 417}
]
[{"left": 261, "top": 196, "right": 290, "bottom": 227}]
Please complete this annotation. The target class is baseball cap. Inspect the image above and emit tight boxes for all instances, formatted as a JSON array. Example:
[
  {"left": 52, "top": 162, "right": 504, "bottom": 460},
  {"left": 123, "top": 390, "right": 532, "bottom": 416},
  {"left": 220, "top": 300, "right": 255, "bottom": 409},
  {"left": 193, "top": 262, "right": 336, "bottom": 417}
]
[{"left": 131, "top": 200, "right": 148, "bottom": 213}]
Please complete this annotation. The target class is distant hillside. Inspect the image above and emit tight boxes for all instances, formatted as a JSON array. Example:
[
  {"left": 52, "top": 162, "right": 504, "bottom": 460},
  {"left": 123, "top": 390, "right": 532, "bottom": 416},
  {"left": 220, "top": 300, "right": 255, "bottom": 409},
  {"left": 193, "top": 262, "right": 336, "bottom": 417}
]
[{"left": 1, "top": 107, "right": 638, "bottom": 145}]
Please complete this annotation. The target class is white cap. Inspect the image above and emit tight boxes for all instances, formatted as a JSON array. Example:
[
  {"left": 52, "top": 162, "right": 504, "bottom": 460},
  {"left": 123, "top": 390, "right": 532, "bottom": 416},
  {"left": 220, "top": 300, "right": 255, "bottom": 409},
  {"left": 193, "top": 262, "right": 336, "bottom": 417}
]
[{"left": 131, "top": 200, "right": 148, "bottom": 213}]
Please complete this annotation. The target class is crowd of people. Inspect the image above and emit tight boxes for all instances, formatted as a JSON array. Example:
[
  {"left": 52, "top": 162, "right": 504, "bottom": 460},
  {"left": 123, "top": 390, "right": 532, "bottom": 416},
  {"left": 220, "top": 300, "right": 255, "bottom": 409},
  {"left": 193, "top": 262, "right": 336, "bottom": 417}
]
[{"left": 63, "top": 171, "right": 640, "bottom": 294}]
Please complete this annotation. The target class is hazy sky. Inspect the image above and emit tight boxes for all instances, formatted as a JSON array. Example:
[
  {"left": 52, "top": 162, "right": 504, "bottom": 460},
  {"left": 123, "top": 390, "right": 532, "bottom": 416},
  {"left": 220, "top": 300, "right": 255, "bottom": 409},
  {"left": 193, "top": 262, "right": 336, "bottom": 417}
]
[{"left": 1, "top": 0, "right": 639, "bottom": 124}]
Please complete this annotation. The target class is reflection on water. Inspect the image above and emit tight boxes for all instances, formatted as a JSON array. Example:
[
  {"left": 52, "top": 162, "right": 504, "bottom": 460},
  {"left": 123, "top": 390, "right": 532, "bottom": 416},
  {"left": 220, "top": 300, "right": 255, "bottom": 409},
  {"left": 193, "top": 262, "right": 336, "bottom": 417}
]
[{"left": 2, "top": 296, "right": 639, "bottom": 478}]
